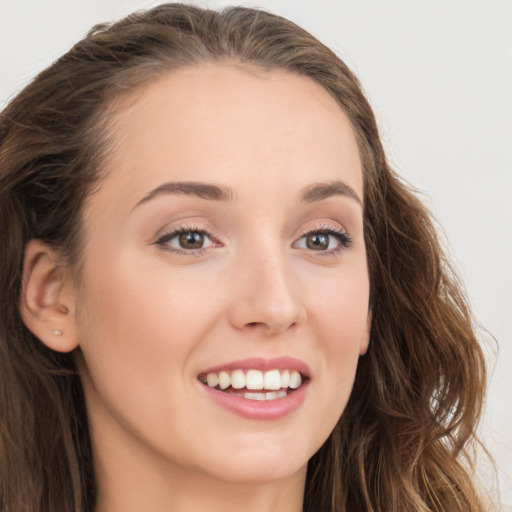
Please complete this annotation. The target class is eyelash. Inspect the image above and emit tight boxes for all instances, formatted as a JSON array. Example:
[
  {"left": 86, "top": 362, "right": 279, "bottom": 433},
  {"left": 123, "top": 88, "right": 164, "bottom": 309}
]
[
  {"left": 154, "top": 224, "right": 353, "bottom": 256},
  {"left": 294, "top": 224, "right": 353, "bottom": 255},
  {"left": 154, "top": 224, "right": 220, "bottom": 255}
]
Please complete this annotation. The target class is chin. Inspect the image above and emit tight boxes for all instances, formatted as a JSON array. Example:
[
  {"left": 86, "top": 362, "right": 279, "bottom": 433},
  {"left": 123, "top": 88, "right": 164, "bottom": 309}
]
[
  {"left": 206, "top": 458, "right": 308, "bottom": 486},
  {"left": 185, "top": 433, "right": 314, "bottom": 485}
]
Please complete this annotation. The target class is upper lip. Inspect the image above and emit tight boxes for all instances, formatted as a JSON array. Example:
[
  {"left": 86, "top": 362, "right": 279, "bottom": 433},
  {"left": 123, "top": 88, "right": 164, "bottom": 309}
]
[{"left": 199, "top": 356, "right": 311, "bottom": 378}]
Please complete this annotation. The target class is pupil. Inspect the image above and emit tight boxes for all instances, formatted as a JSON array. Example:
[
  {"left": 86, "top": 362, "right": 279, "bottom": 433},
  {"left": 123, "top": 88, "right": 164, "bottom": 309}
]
[
  {"left": 307, "top": 233, "right": 329, "bottom": 250},
  {"left": 179, "top": 232, "right": 204, "bottom": 249}
]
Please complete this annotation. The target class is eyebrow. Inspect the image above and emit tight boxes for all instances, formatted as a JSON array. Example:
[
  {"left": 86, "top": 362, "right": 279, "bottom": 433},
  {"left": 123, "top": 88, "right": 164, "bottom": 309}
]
[
  {"left": 133, "top": 179, "right": 362, "bottom": 210},
  {"left": 300, "top": 180, "right": 362, "bottom": 206},
  {"left": 133, "top": 181, "right": 235, "bottom": 209}
]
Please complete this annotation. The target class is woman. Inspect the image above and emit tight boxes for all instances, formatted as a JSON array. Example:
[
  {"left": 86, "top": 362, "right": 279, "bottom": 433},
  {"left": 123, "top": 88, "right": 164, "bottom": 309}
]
[{"left": 0, "top": 4, "right": 487, "bottom": 511}]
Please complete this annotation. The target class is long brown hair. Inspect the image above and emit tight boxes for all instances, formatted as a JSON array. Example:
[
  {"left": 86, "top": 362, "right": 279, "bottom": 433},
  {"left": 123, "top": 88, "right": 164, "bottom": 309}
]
[{"left": 0, "top": 4, "right": 487, "bottom": 511}]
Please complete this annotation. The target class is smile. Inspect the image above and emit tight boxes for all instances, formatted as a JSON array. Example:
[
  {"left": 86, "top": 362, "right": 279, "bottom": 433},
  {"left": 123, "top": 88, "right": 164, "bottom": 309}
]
[
  {"left": 198, "top": 369, "right": 303, "bottom": 401},
  {"left": 197, "top": 357, "right": 310, "bottom": 419}
]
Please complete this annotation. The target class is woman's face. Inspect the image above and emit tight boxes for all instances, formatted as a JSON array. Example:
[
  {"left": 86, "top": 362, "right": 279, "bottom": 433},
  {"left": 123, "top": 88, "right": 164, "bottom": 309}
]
[{"left": 73, "top": 64, "right": 370, "bottom": 486}]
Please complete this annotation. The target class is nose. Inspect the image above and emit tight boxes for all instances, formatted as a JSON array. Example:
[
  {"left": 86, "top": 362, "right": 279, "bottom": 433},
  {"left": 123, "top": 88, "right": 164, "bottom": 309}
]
[{"left": 227, "top": 248, "right": 306, "bottom": 335}]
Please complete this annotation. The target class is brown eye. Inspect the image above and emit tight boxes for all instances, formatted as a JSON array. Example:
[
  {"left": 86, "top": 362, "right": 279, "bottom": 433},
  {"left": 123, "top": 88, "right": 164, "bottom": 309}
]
[
  {"left": 305, "top": 232, "right": 329, "bottom": 250},
  {"left": 178, "top": 232, "right": 204, "bottom": 249},
  {"left": 156, "top": 229, "right": 216, "bottom": 253},
  {"left": 294, "top": 227, "right": 352, "bottom": 254}
]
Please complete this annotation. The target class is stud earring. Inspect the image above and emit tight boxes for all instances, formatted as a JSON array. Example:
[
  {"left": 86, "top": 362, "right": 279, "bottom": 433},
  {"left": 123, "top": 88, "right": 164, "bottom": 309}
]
[{"left": 52, "top": 329, "right": 63, "bottom": 336}]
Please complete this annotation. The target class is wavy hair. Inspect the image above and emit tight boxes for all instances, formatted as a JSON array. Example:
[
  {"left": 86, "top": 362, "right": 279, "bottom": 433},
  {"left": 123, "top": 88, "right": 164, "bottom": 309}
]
[{"left": 0, "top": 4, "right": 486, "bottom": 511}]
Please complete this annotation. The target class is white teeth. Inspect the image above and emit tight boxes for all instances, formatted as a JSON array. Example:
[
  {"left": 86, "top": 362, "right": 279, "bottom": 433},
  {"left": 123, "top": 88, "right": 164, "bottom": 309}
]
[
  {"left": 289, "top": 370, "right": 302, "bottom": 389},
  {"left": 263, "top": 369, "right": 281, "bottom": 390},
  {"left": 245, "top": 369, "right": 264, "bottom": 390},
  {"left": 206, "top": 373, "right": 219, "bottom": 387},
  {"left": 243, "top": 391, "right": 288, "bottom": 401},
  {"left": 218, "top": 371, "right": 230, "bottom": 390},
  {"left": 201, "top": 368, "right": 305, "bottom": 394},
  {"left": 231, "top": 369, "right": 245, "bottom": 389},
  {"left": 280, "top": 370, "right": 290, "bottom": 388},
  {"left": 244, "top": 392, "right": 266, "bottom": 401}
]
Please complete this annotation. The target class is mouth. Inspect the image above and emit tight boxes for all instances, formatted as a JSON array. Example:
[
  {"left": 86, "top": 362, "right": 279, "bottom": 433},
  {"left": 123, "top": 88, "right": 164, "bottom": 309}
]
[
  {"left": 198, "top": 368, "right": 307, "bottom": 401},
  {"left": 197, "top": 357, "right": 311, "bottom": 419}
]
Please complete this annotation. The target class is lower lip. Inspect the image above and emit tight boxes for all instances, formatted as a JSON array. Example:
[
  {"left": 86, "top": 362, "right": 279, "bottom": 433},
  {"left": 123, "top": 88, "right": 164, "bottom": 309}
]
[{"left": 200, "top": 382, "right": 309, "bottom": 420}]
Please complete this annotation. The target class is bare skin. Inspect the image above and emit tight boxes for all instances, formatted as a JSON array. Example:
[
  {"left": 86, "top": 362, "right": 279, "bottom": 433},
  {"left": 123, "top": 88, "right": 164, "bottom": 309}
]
[{"left": 22, "top": 63, "right": 370, "bottom": 512}]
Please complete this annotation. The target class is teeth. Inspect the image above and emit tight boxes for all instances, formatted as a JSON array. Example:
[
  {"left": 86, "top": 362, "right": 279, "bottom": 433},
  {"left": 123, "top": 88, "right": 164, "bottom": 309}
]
[
  {"left": 201, "top": 369, "right": 305, "bottom": 394},
  {"left": 242, "top": 390, "right": 289, "bottom": 401},
  {"left": 231, "top": 369, "right": 245, "bottom": 389},
  {"left": 263, "top": 369, "right": 281, "bottom": 390},
  {"left": 289, "top": 370, "right": 302, "bottom": 389},
  {"left": 280, "top": 370, "right": 290, "bottom": 388},
  {"left": 206, "top": 373, "right": 219, "bottom": 387},
  {"left": 246, "top": 369, "right": 264, "bottom": 390},
  {"left": 244, "top": 392, "right": 266, "bottom": 401},
  {"left": 218, "top": 371, "right": 230, "bottom": 390}
]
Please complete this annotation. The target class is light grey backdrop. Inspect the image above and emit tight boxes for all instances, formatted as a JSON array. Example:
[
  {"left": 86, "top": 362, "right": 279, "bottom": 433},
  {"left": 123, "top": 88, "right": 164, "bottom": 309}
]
[{"left": 1, "top": 0, "right": 510, "bottom": 506}]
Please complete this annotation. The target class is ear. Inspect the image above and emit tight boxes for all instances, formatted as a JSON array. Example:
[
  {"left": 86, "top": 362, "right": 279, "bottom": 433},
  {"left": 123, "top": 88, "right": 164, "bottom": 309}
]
[
  {"left": 20, "top": 239, "right": 78, "bottom": 353},
  {"left": 359, "top": 310, "right": 372, "bottom": 355}
]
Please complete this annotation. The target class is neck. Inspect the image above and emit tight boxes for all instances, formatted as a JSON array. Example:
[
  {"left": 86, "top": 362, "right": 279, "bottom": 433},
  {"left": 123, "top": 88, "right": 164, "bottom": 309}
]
[{"left": 96, "top": 473, "right": 305, "bottom": 512}]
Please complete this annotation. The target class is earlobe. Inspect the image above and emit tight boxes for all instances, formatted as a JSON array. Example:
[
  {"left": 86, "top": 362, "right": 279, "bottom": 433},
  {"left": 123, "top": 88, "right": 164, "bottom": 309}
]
[{"left": 20, "top": 239, "right": 79, "bottom": 353}]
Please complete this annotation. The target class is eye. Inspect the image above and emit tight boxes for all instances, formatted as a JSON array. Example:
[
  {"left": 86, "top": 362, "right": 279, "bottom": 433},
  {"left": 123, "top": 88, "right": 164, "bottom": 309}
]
[
  {"left": 294, "top": 227, "right": 352, "bottom": 253},
  {"left": 177, "top": 231, "right": 207, "bottom": 249},
  {"left": 155, "top": 228, "right": 217, "bottom": 253}
]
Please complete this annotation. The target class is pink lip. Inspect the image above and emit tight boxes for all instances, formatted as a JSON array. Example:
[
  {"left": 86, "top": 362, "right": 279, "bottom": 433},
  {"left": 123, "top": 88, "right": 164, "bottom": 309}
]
[
  {"left": 197, "top": 356, "right": 311, "bottom": 421},
  {"left": 199, "top": 356, "right": 311, "bottom": 377},
  {"left": 199, "top": 380, "right": 309, "bottom": 420}
]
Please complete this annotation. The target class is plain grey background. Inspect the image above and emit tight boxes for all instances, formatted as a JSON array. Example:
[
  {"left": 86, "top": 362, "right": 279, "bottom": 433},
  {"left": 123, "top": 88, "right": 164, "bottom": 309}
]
[{"left": 1, "top": 0, "right": 510, "bottom": 506}]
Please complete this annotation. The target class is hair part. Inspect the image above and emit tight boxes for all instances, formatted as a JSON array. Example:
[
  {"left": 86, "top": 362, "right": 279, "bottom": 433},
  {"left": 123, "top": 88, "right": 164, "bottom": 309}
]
[{"left": 0, "top": 4, "right": 487, "bottom": 511}]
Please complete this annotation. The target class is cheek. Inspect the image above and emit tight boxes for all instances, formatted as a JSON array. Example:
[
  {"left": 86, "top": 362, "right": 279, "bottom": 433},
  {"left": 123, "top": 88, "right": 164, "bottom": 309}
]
[
  {"left": 74, "top": 257, "right": 213, "bottom": 407},
  {"left": 74, "top": 259, "right": 224, "bottom": 466},
  {"left": 77, "top": 252, "right": 213, "bottom": 348},
  {"left": 304, "top": 263, "right": 369, "bottom": 421},
  {"left": 308, "top": 261, "right": 370, "bottom": 349}
]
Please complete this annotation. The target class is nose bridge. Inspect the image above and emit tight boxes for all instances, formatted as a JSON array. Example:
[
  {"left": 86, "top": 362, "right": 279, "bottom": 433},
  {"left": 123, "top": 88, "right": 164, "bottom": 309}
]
[{"left": 228, "top": 235, "right": 305, "bottom": 334}]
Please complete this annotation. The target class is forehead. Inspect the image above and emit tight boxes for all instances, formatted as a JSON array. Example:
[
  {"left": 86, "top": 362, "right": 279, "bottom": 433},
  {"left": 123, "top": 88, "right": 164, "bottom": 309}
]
[{"left": 94, "top": 63, "right": 363, "bottom": 210}]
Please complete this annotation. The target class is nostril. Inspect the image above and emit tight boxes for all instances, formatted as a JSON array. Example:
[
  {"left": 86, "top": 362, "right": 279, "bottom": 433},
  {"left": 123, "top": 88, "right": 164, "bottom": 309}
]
[
  {"left": 244, "top": 320, "right": 298, "bottom": 334},
  {"left": 246, "top": 322, "right": 264, "bottom": 328}
]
